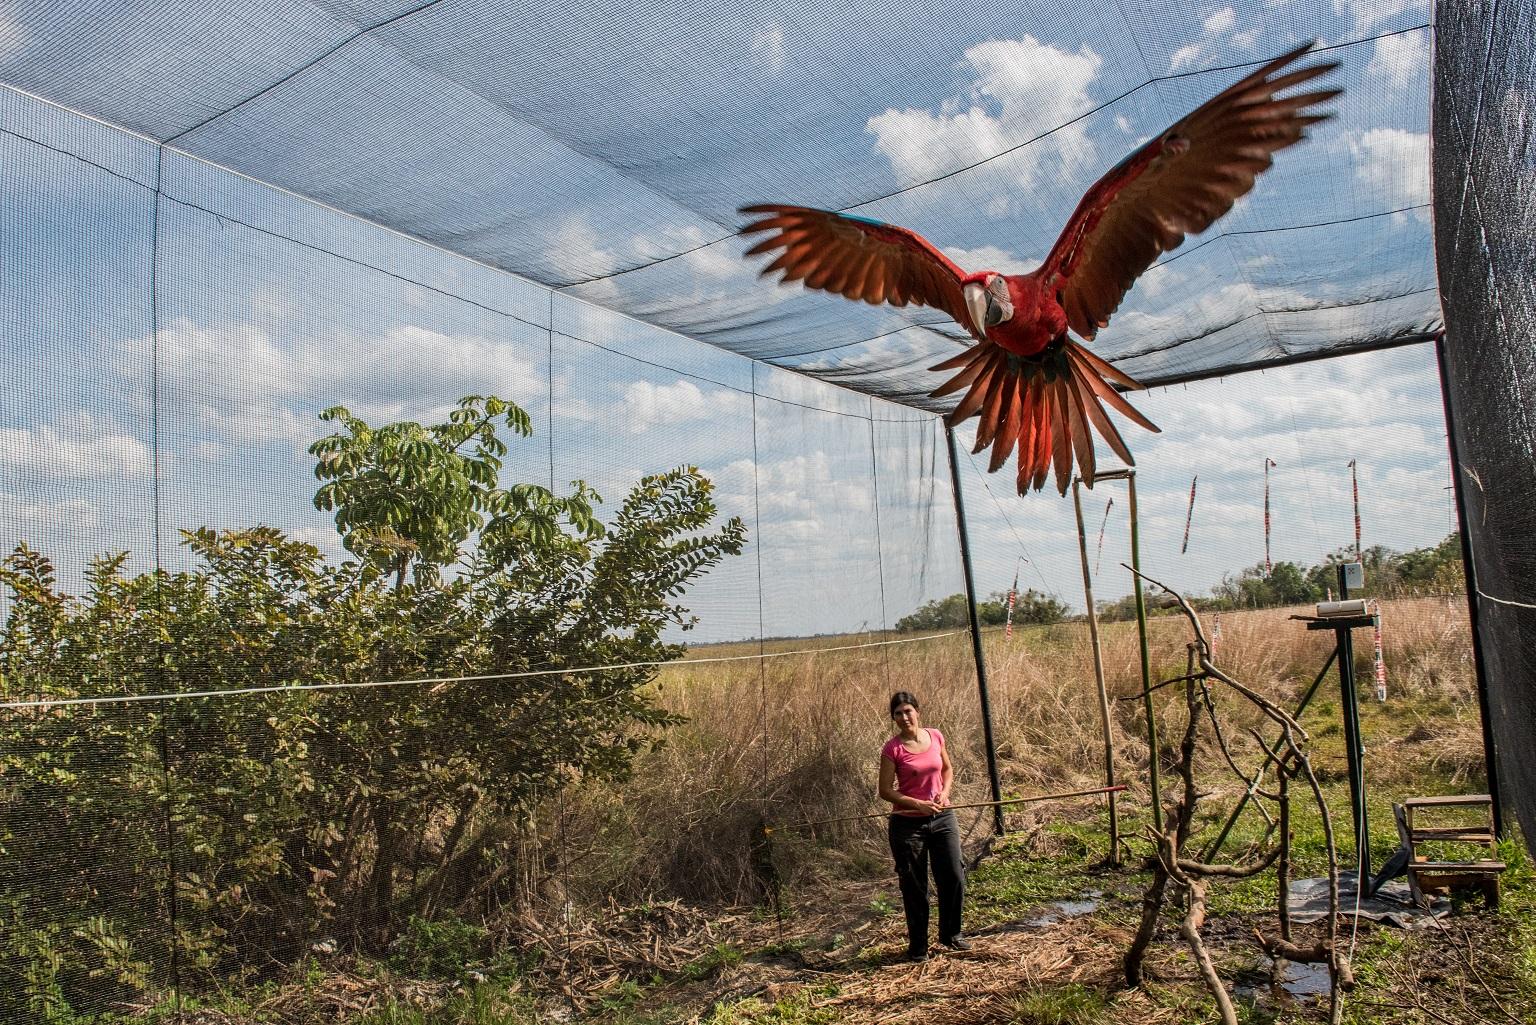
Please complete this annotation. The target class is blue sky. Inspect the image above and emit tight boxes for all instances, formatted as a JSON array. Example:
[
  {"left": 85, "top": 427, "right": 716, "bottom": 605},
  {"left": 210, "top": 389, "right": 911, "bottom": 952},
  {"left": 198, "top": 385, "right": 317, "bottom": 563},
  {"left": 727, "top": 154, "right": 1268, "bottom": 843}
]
[{"left": 0, "top": 0, "right": 1449, "bottom": 642}]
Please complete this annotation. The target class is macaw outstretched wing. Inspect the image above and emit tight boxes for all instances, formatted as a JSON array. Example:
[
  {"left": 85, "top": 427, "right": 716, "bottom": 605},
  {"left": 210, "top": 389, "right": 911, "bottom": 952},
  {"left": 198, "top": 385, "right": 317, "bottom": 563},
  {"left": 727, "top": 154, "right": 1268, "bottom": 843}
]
[
  {"left": 1042, "top": 42, "right": 1341, "bottom": 340},
  {"left": 738, "top": 205, "right": 981, "bottom": 341}
]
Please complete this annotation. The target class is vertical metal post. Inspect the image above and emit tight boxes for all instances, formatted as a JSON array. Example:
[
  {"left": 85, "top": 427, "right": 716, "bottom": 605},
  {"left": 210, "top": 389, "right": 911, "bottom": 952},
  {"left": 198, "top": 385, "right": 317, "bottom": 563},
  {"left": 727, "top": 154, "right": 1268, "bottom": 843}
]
[
  {"left": 1337, "top": 566, "right": 1369, "bottom": 880},
  {"left": 1127, "top": 471, "right": 1162, "bottom": 830},
  {"left": 1073, "top": 479, "right": 1119, "bottom": 862},
  {"left": 944, "top": 427, "right": 1006, "bottom": 834},
  {"left": 1435, "top": 335, "right": 1504, "bottom": 837}
]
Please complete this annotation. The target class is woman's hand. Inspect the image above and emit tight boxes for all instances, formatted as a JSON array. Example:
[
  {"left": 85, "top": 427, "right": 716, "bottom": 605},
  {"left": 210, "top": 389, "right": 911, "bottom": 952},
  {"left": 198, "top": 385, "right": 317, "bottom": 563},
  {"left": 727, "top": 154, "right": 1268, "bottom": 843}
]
[
  {"left": 937, "top": 791, "right": 951, "bottom": 809},
  {"left": 916, "top": 798, "right": 944, "bottom": 814}
]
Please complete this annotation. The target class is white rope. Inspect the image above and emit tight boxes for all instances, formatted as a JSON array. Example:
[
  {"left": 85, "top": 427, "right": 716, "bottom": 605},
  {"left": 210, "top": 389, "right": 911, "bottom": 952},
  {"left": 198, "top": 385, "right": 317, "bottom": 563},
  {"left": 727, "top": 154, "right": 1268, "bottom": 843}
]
[
  {"left": 1476, "top": 589, "right": 1536, "bottom": 611},
  {"left": 0, "top": 629, "right": 966, "bottom": 711}
]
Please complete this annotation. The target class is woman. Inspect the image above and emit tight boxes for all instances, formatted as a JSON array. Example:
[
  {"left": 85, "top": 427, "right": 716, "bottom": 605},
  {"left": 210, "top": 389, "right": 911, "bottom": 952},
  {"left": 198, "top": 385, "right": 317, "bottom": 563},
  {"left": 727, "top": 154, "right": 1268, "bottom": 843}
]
[{"left": 878, "top": 691, "right": 969, "bottom": 961}]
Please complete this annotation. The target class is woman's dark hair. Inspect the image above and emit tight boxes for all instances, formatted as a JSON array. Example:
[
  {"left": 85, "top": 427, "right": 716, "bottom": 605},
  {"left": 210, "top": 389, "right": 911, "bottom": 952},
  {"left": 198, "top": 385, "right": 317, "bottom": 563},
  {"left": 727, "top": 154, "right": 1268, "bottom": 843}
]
[{"left": 889, "top": 691, "right": 921, "bottom": 717}]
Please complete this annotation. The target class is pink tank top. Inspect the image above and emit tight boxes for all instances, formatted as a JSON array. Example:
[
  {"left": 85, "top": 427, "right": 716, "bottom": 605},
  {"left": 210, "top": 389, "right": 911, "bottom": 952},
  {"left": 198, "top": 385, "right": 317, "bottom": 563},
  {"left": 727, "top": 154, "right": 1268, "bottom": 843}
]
[{"left": 882, "top": 728, "right": 945, "bottom": 816}]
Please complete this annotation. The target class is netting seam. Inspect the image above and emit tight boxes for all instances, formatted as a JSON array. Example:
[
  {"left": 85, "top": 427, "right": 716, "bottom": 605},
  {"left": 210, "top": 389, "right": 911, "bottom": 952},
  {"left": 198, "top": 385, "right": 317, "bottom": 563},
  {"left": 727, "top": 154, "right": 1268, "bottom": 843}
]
[
  {"left": 550, "top": 328, "right": 933, "bottom": 423},
  {"left": 868, "top": 398, "right": 891, "bottom": 675},
  {"left": 1135, "top": 330, "right": 1441, "bottom": 388},
  {"left": 162, "top": 0, "right": 452, "bottom": 146},
  {"left": 149, "top": 141, "right": 184, "bottom": 1014},
  {"left": 547, "top": 290, "right": 555, "bottom": 489},
  {"left": 0, "top": 121, "right": 156, "bottom": 189},
  {"left": 141, "top": 189, "right": 933, "bottom": 424},
  {"left": 559, "top": 25, "right": 1432, "bottom": 289},
  {"left": 1112, "top": 286, "right": 1442, "bottom": 363},
  {"left": 751, "top": 363, "right": 769, "bottom": 811},
  {"left": 1149, "top": 204, "right": 1433, "bottom": 273}
]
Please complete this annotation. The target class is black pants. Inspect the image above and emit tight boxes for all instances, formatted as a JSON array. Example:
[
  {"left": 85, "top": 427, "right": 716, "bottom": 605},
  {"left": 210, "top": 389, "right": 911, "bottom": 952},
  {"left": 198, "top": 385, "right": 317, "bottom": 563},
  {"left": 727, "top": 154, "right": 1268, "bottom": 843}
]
[{"left": 888, "top": 810, "right": 964, "bottom": 952}]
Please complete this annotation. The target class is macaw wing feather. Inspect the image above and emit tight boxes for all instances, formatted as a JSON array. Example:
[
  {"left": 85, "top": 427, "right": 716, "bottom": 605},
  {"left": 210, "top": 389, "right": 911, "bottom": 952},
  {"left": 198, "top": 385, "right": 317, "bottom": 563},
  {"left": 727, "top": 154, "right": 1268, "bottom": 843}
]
[
  {"left": 932, "top": 339, "right": 1162, "bottom": 495},
  {"left": 740, "top": 204, "right": 980, "bottom": 341},
  {"left": 1042, "top": 41, "right": 1340, "bottom": 339}
]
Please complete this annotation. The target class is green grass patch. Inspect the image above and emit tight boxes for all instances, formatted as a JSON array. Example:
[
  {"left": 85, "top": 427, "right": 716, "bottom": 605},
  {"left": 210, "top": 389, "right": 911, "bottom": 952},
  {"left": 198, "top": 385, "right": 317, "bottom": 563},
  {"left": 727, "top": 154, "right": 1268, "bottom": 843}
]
[
  {"left": 703, "top": 984, "right": 839, "bottom": 1024},
  {"left": 1006, "top": 982, "right": 1109, "bottom": 1024}
]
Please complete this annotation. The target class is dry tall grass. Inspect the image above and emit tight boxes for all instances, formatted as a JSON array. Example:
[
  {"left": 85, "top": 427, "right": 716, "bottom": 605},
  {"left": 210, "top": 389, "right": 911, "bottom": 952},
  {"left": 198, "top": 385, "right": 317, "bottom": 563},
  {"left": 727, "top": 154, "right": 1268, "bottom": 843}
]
[{"left": 556, "top": 595, "right": 1477, "bottom": 906}]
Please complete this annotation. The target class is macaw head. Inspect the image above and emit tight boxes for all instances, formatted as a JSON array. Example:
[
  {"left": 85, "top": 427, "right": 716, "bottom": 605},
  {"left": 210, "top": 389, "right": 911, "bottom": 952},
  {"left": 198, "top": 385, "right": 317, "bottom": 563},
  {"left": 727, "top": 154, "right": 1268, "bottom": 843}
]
[{"left": 962, "top": 271, "right": 1014, "bottom": 335}]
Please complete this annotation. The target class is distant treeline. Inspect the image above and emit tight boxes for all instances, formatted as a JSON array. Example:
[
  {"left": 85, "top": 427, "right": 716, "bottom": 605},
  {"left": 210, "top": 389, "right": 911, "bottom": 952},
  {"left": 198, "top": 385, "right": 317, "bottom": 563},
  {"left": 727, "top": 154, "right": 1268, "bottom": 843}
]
[
  {"left": 1093, "top": 534, "right": 1466, "bottom": 622},
  {"left": 895, "top": 534, "right": 1466, "bottom": 630},
  {"left": 895, "top": 589, "right": 1069, "bottom": 631}
]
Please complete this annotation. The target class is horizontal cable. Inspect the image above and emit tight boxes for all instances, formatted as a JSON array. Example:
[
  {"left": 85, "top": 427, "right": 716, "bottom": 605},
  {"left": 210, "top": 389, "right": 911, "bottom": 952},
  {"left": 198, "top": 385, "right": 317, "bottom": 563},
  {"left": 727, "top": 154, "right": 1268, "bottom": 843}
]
[
  {"left": 0, "top": 629, "right": 965, "bottom": 711},
  {"left": 790, "top": 285, "right": 1442, "bottom": 382},
  {"left": 1109, "top": 286, "right": 1441, "bottom": 364},
  {"left": 1146, "top": 204, "right": 1433, "bottom": 273},
  {"left": 549, "top": 326, "right": 932, "bottom": 422},
  {"left": 565, "top": 24, "right": 1432, "bottom": 287},
  {"left": 161, "top": 1, "right": 450, "bottom": 146},
  {"left": 0, "top": 130, "right": 934, "bottom": 425}
]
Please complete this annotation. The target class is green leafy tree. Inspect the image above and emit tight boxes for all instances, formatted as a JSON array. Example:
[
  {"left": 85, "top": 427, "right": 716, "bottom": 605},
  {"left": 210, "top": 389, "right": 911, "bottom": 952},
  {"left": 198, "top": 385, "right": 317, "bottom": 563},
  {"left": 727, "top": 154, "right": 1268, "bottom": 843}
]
[
  {"left": 0, "top": 397, "right": 745, "bottom": 1015},
  {"left": 1209, "top": 560, "right": 1322, "bottom": 610},
  {"left": 310, "top": 396, "right": 601, "bottom": 588}
]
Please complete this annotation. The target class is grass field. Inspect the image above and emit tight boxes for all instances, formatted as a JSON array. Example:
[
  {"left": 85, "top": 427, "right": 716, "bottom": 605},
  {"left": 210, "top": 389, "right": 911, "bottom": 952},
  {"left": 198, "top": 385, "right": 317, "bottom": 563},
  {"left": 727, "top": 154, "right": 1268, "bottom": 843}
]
[{"left": 166, "top": 593, "right": 1532, "bottom": 1024}]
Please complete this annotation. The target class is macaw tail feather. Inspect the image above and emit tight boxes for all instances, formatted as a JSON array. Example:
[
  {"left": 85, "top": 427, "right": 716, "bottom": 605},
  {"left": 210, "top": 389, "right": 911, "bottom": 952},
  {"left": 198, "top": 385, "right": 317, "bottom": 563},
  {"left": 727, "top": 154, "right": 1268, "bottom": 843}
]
[{"left": 929, "top": 339, "right": 1161, "bottom": 496}]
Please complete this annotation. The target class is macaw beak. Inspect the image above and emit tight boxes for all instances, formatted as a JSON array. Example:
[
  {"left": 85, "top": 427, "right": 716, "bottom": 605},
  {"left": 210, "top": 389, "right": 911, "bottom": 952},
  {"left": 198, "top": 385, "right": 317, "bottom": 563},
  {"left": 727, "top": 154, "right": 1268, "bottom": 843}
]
[{"left": 964, "top": 283, "right": 990, "bottom": 335}]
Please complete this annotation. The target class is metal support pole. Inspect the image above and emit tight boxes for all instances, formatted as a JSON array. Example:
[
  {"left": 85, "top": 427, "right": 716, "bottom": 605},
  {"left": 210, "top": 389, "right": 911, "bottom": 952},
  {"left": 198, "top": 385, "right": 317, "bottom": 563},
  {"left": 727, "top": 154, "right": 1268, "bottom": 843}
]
[
  {"left": 1338, "top": 566, "right": 1370, "bottom": 880},
  {"left": 1127, "top": 471, "right": 1162, "bottom": 830},
  {"left": 945, "top": 427, "right": 1006, "bottom": 834},
  {"left": 1073, "top": 479, "right": 1119, "bottom": 863},
  {"left": 1435, "top": 335, "right": 1504, "bottom": 838}
]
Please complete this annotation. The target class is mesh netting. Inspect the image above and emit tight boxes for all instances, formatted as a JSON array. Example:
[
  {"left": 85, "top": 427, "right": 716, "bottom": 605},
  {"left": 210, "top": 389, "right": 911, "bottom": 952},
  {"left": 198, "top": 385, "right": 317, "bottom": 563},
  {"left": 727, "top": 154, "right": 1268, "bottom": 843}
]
[
  {"left": 1432, "top": 0, "right": 1536, "bottom": 855},
  {"left": 0, "top": 1, "right": 1440, "bottom": 404},
  {"left": 2, "top": 0, "right": 1512, "bottom": 1016}
]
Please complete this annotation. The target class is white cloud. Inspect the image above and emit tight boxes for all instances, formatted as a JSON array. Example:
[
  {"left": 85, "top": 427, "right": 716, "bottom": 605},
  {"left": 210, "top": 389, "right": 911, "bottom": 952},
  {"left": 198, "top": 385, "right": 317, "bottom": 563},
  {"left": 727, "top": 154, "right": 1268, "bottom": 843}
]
[
  {"left": 1368, "top": 31, "right": 1429, "bottom": 92},
  {"left": 941, "top": 244, "right": 1041, "bottom": 276},
  {"left": 1168, "top": 7, "right": 1259, "bottom": 72},
  {"left": 563, "top": 215, "right": 780, "bottom": 322},
  {"left": 620, "top": 379, "right": 749, "bottom": 434},
  {"left": 1112, "top": 281, "right": 1313, "bottom": 343},
  {"left": 118, "top": 317, "right": 545, "bottom": 449},
  {"left": 1335, "top": 0, "right": 1429, "bottom": 35},
  {"left": 1204, "top": 7, "right": 1237, "bottom": 36},
  {"left": 711, "top": 449, "right": 876, "bottom": 526},
  {"left": 1, "top": 496, "right": 99, "bottom": 531},
  {"left": 867, "top": 35, "right": 1102, "bottom": 192},
  {"left": 752, "top": 22, "right": 786, "bottom": 72},
  {"left": 1350, "top": 128, "right": 1430, "bottom": 207},
  {"left": 0, "top": 417, "right": 151, "bottom": 479},
  {"left": 1132, "top": 262, "right": 1190, "bottom": 301},
  {"left": 1168, "top": 44, "right": 1203, "bottom": 71}
]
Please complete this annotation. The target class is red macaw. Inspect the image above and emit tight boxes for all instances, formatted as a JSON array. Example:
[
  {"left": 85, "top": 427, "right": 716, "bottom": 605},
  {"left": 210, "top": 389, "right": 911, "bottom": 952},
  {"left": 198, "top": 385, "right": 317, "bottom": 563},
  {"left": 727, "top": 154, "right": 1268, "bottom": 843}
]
[{"left": 740, "top": 42, "right": 1339, "bottom": 495}]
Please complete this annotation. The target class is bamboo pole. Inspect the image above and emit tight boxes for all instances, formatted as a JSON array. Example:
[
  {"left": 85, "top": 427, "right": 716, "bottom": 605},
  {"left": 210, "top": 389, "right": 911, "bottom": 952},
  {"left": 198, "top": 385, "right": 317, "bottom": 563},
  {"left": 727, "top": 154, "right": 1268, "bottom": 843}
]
[
  {"left": 1073, "top": 478, "right": 1119, "bottom": 863},
  {"left": 1126, "top": 470, "right": 1162, "bottom": 829}
]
